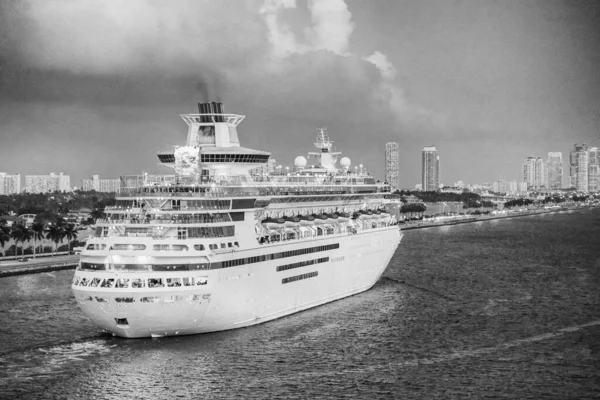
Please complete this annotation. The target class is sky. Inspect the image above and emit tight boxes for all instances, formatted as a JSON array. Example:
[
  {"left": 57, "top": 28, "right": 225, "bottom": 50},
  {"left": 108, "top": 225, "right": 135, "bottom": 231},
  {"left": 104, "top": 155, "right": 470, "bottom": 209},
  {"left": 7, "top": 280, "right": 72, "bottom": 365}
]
[{"left": 1, "top": 0, "right": 599, "bottom": 188}]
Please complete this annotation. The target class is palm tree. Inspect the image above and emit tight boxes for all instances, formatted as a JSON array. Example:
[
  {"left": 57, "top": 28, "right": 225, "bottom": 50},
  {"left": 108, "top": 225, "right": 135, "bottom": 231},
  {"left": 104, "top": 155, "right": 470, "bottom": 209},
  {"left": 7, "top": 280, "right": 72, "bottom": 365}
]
[
  {"left": 45, "top": 223, "right": 65, "bottom": 256},
  {"left": 90, "top": 209, "right": 105, "bottom": 223},
  {"left": 21, "top": 225, "right": 33, "bottom": 256},
  {"left": 10, "top": 224, "right": 26, "bottom": 257},
  {"left": 31, "top": 222, "right": 45, "bottom": 258},
  {"left": 63, "top": 223, "right": 78, "bottom": 254},
  {"left": 0, "top": 219, "right": 10, "bottom": 257}
]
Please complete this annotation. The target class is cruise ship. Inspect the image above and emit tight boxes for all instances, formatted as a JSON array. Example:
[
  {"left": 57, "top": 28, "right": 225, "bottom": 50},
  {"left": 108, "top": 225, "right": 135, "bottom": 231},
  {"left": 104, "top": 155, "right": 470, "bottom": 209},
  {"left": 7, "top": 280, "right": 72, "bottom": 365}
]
[{"left": 72, "top": 102, "right": 402, "bottom": 338}]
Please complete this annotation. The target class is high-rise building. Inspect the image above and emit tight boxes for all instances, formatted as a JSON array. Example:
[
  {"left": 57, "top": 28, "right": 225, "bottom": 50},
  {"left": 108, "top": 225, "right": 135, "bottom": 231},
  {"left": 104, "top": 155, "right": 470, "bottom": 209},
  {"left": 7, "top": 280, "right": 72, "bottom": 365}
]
[
  {"left": 25, "top": 172, "right": 71, "bottom": 193},
  {"left": 82, "top": 175, "right": 120, "bottom": 192},
  {"left": 385, "top": 142, "right": 400, "bottom": 192},
  {"left": 422, "top": 146, "right": 439, "bottom": 192},
  {"left": 522, "top": 157, "right": 546, "bottom": 190},
  {"left": 588, "top": 147, "right": 599, "bottom": 192},
  {"left": 546, "top": 152, "right": 562, "bottom": 190},
  {"left": 0, "top": 173, "right": 21, "bottom": 195},
  {"left": 570, "top": 144, "right": 589, "bottom": 191}
]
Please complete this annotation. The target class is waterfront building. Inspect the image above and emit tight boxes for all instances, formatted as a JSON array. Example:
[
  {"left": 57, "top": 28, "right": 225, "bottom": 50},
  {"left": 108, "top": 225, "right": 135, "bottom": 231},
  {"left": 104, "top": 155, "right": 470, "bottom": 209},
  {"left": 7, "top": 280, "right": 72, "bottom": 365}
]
[
  {"left": 546, "top": 152, "right": 563, "bottom": 190},
  {"left": 422, "top": 146, "right": 440, "bottom": 192},
  {"left": 517, "top": 182, "right": 528, "bottom": 193},
  {"left": 454, "top": 181, "right": 465, "bottom": 190},
  {"left": 0, "top": 172, "right": 21, "bottom": 195},
  {"left": 82, "top": 175, "right": 120, "bottom": 192},
  {"left": 522, "top": 157, "right": 546, "bottom": 190},
  {"left": 589, "top": 147, "right": 599, "bottom": 192},
  {"left": 25, "top": 172, "right": 71, "bottom": 193},
  {"left": 492, "top": 180, "right": 517, "bottom": 194},
  {"left": 570, "top": 144, "right": 589, "bottom": 191},
  {"left": 385, "top": 142, "right": 400, "bottom": 192}
]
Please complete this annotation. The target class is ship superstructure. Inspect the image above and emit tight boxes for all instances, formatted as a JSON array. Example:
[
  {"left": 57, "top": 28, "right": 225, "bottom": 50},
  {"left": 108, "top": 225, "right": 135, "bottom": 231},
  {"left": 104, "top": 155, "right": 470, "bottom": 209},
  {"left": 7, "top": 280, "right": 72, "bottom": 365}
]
[{"left": 72, "top": 102, "right": 402, "bottom": 338}]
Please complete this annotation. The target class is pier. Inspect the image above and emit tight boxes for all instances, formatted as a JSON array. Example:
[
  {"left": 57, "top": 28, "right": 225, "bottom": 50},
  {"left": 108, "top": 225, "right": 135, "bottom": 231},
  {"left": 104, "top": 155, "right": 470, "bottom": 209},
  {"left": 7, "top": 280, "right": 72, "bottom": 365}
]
[{"left": 0, "top": 254, "right": 79, "bottom": 278}]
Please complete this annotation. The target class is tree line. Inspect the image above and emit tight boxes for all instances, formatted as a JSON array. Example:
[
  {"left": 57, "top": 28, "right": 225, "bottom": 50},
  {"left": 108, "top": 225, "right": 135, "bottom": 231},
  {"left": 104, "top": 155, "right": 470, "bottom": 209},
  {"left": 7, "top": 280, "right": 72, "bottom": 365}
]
[
  {"left": 393, "top": 190, "right": 494, "bottom": 209},
  {"left": 0, "top": 218, "right": 82, "bottom": 258},
  {"left": 0, "top": 190, "right": 115, "bottom": 217}
]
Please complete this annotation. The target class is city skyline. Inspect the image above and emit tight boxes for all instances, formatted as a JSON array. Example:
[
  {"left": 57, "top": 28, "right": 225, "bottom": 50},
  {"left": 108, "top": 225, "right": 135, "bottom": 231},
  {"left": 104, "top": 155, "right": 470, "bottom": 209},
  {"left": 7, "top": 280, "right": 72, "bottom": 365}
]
[{"left": 1, "top": 1, "right": 600, "bottom": 187}]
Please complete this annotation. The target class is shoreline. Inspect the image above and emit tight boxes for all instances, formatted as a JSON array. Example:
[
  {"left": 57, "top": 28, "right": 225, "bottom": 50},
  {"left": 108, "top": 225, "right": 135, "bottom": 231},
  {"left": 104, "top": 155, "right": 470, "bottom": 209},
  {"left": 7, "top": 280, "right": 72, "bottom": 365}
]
[
  {"left": 400, "top": 207, "right": 577, "bottom": 230},
  {"left": 0, "top": 255, "right": 80, "bottom": 278}
]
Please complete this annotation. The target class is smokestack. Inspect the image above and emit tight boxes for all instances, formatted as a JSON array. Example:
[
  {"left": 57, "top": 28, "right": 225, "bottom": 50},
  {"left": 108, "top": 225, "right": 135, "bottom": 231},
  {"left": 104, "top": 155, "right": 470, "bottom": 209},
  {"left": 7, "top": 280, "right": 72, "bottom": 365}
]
[
  {"left": 200, "top": 102, "right": 210, "bottom": 123},
  {"left": 216, "top": 102, "right": 224, "bottom": 122},
  {"left": 210, "top": 102, "right": 217, "bottom": 122},
  {"left": 197, "top": 103, "right": 204, "bottom": 123}
]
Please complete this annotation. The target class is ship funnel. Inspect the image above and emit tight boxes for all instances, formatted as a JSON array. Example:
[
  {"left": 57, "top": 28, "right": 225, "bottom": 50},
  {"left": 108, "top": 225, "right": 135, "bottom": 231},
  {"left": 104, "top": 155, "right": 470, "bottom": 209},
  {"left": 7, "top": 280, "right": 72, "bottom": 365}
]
[
  {"left": 197, "top": 102, "right": 225, "bottom": 123},
  {"left": 216, "top": 102, "right": 224, "bottom": 122}
]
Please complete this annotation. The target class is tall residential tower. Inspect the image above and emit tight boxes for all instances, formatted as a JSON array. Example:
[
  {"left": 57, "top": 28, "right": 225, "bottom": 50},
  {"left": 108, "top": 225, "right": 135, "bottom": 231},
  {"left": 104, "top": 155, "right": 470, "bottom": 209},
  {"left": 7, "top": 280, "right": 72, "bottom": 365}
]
[
  {"left": 522, "top": 157, "right": 546, "bottom": 190},
  {"left": 546, "top": 152, "right": 563, "bottom": 190},
  {"left": 589, "top": 147, "right": 599, "bottom": 192},
  {"left": 385, "top": 142, "right": 400, "bottom": 192},
  {"left": 570, "top": 144, "right": 589, "bottom": 192},
  {"left": 422, "top": 146, "right": 440, "bottom": 191}
]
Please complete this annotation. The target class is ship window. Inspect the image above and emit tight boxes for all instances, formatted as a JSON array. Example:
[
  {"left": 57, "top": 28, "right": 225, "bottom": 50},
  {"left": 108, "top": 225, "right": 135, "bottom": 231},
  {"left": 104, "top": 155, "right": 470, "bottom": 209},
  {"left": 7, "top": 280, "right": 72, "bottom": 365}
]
[
  {"left": 234, "top": 241, "right": 239, "bottom": 247},
  {"left": 166, "top": 278, "right": 182, "bottom": 287},
  {"left": 115, "top": 298, "right": 134, "bottom": 303},
  {"left": 140, "top": 296, "right": 160, "bottom": 303},
  {"left": 86, "top": 243, "right": 107, "bottom": 250},
  {"left": 101, "top": 279, "right": 115, "bottom": 288},
  {"left": 220, "top": 243, "right": 226, "bottom": 249},
  {"left": 95, "top": 297, "right": 109, "bottom": 303},
  {"left": 194, "top": 244, "right": 205, "bottom": 251},
  {"left": 282, "top": 271, "right": 319, "bottom": 284},
  {"left": 209, "top": 244, "right": 217, "bottom": 250},
  {"left": 79, "top": 277, "right": 89, "bottom": 286},
  {"left": 227, "top": 242, "right": 233, "bottom": 248},
  {"left": 113, "top": 244, "right": 147, "bottom": 251},
  {"left": 177, "top": 227, "right": 187, "bottom": 240},
  {"left": 171, "top": 245, "right": 189, "bottom": 251},
  {"left": 230, "top": 212, "right": 245, "bottom": 221},
  {"left": 153, "top": 244, "right": 169, "bottom": 251},
  {"left": 183, "top": 277, "right": 193, "bottom": 286},
  {"left": 195, "top": 278, "right": 207, "bottom": 286},
  {"left": 115, "top": 279, "right": 130, "bottom": 288},
  {"left": 89, "top": 278, "right": 102, "bottom": 287},
  {"left": 276, "top": 257, "right": 329, "bottom": 272},
  {"left": 72, "top": 276, "right": 80, "bottom": 286},
  {"left": 148, "top": 278, "right": 164, "bottom": 288},
  {"left": 131, "top": 278, "right": 146, "bottom": 288}
]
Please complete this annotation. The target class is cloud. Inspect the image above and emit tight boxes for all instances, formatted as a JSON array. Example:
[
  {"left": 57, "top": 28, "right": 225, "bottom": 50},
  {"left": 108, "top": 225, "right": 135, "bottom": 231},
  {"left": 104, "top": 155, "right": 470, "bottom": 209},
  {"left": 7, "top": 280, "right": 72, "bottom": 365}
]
[
  {"left": 2, "top": 0, "right": 266, "bottom": 75},
  {"left": 306, "top": 0, "right": 354, "bottom": 55},
  {"left": 365, "top": 51, "right": 396, "bottom": 79}
]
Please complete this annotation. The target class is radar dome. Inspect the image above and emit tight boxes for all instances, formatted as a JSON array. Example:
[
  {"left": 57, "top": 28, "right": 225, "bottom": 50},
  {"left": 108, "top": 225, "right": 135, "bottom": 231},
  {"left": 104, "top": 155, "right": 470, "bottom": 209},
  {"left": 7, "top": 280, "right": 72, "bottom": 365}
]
[
  {"left": 294, "top": 156, "right": 307, "bottom": 168},
  {"left": 340, "top": 157, "right": 351, "bottom": 168}
]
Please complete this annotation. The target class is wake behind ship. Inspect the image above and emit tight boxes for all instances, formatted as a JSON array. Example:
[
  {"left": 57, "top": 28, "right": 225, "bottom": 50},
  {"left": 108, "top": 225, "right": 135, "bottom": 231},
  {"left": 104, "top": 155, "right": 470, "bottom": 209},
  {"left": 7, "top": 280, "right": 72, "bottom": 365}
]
[{"left": 72, "top": 102, "right": 403, "bottom": 338}]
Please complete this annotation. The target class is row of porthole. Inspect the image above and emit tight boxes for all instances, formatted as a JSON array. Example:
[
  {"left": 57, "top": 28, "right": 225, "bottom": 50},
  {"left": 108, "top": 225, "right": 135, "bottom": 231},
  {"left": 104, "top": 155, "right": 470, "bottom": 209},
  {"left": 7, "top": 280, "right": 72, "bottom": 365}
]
[
  {"left": 73, "top": 276, "right": 208, "bottom": 288},
  {"left": 78, "top": 294, "right": 210, "bottom": 303}
]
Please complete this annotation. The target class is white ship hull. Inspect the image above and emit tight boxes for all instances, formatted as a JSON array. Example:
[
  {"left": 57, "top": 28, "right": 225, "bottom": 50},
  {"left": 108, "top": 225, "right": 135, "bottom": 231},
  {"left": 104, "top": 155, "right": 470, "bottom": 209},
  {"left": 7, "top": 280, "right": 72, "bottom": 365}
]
[{"left": 72, "top": 227, "right": 401, "bottom": 338}]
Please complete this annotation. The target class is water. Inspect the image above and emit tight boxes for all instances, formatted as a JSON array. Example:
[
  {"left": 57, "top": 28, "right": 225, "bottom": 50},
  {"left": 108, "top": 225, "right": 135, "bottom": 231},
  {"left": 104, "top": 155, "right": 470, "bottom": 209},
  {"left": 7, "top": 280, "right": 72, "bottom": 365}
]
[{"left": 1, "top": 208, "right": 599, "bottom": 399}]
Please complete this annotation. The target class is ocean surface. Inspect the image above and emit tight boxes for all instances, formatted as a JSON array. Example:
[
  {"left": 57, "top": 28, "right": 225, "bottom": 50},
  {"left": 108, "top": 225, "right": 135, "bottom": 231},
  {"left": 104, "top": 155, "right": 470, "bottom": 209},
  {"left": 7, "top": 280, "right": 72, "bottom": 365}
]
[{"left": 1, "top": 208, "right": 599, "bottom": 399}]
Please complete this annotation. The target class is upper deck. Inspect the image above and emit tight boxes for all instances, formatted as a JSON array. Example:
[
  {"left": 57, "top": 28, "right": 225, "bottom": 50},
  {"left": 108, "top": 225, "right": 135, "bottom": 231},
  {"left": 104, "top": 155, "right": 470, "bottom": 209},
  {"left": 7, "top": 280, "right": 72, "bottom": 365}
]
[{"left": 116, "top": 173, "right": 391, "bottom": 199}]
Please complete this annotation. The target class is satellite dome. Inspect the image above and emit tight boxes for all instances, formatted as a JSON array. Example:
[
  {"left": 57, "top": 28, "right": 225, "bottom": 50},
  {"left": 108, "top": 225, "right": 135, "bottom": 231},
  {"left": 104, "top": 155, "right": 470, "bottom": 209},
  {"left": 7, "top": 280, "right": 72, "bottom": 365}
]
[
  {"left": 340, "top": 157, "right": 351, "bottom": 168},
  {"left": 294, "top": 156, "right": 307, "bottom": 168}
]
